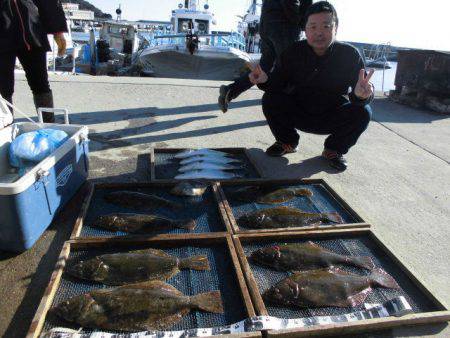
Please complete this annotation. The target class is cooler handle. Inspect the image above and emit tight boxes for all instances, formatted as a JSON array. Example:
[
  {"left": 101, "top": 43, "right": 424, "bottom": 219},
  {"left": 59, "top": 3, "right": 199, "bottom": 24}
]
[{"left": 37, "top": 108, "right": 70, "bottom": 124}]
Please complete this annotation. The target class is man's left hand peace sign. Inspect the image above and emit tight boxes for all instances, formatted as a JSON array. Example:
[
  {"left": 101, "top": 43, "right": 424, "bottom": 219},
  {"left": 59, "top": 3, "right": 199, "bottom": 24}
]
[{"left": 354, "top": 69, "right": 375, "bottom": 100}]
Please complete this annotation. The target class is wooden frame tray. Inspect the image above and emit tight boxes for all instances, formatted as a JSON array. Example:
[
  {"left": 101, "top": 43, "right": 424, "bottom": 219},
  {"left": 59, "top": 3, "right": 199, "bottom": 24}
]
[
  {"left": 70, "top": 182, "right": 234, "bottom": 239},
  {"left": 149, "top": 148, "right": 264, "bottom": 181},
  {"left": 27, "top": 234, "right": 260, "bottom": 338},
  {"left": 233, "top": 228, "right": 450, "bottom": 337},
  {"left": 218, "top": 179, "right": 369, "bottom": 234}
]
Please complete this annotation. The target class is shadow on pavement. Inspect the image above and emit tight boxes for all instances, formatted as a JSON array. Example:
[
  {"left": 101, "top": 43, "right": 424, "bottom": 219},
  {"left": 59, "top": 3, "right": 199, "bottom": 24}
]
[
  {"left": 372, "top": 98, "right": 449, "bottom": 124},
  {"left": 247, "top": 148, "right": 337, "bottom": 179},
  {"left": 89, "top": 153, "right": 152, "bottom": 183},
  {"left": 90, "top": 120, "right": 268, "bottom": 151},
  {"left": 14, "top": 99, "right": 262, "bottom": 126}
]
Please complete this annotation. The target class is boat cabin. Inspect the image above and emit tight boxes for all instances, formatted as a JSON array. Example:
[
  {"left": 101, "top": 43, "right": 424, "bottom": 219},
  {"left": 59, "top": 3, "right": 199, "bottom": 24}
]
[{"left": 171, "top": 0, "right": 216, "bottom": 35}]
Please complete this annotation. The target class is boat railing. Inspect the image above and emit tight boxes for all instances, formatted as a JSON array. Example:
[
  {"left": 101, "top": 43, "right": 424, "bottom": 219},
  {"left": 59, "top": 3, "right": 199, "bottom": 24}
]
[
  {"left": 141, "top": 30, "right": 246, "bottom": 50},
  {"left": 364, "top": 42, "right": 392, "bottom": 63}
]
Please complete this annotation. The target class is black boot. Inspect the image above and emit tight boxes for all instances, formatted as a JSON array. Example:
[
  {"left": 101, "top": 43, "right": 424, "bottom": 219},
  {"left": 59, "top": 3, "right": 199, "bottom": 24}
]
[{"left": 33, "top": 91, "right": 55, "bottom": 123}]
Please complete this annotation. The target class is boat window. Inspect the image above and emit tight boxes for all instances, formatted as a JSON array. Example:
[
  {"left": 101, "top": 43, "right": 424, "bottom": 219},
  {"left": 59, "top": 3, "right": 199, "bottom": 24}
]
[
  {"left": 178, "top": 18, "right": 193, "bottom": 33},
  {"left": 195, "top": 20, "right": 209, "bottom": 34}
]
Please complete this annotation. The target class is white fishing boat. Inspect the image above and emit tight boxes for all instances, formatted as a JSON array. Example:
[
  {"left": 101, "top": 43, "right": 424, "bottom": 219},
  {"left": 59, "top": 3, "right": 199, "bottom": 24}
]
[
  {"left": 138, "top": 0, "right": 251, "bottom": 80},
  {"left": 237, "top": 0, "right": 261, "bottom": 53}
]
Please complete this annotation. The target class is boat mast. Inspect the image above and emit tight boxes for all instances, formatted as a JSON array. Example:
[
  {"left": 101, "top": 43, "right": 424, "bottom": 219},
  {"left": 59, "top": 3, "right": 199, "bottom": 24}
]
[
  {"left": 249, "top": 0, "right": 257, "bottom": 15},
  {"left": 185, "top": 0, "right": 199, "bottom": 10}
]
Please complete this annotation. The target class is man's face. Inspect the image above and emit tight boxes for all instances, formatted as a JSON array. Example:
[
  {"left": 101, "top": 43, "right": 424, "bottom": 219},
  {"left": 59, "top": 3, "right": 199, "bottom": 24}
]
[{"left": 305, "top": 12, "right": 337, "bottom": 55}]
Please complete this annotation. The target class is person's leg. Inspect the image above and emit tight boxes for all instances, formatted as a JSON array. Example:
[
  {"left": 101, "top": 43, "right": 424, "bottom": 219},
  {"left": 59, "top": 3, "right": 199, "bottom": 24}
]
[
  {"left": 323, "top": 103, "right": 372, "bottom": 155},
  {"left": 219, "top": 71, "right": 253, "bottom": 112},
  {"left": 258, "top": 35, "right": 277, "bottom": 73},
  {"left": 17, "top": 48, "right": 55, "bottom": 122},
  {"left": 267, "top": 23, "right": 300, "bottom": 61},
  {"left": 0, "top": 51, "right": 17, "bottom": 113},
  {"left": 218, "top": 35, "right": 276, "bottom": 113},
  {"left": 297, "top": 102, "right": 371, "bottom": 170},
  {"left": 262, "top": 91, "right": 302, "bottom": 156}
]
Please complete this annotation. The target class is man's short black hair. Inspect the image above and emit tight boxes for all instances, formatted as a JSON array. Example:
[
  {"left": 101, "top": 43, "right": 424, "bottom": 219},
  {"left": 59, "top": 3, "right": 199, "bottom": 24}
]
[{"left": 304, "top": 1, "right": 339, "bottom": 27}]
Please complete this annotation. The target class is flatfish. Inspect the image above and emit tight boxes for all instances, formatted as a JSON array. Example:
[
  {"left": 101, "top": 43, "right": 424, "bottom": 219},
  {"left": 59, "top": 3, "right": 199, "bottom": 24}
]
[
  {"left": 179, "top": 162, "right": 243, "bottom": 172},
  {"left": 104, "top": 190, "right": 182, "bottom": 211},
  {"left": 66, "top": 249, "right": 210, "bottom": 285},
  {"left": 263, "top": 267, "right": 399, "bottom": 308},
  {"left": 175, "top": 169, "right": 242, "bottom": 180},
  {"left": 53, "top": 280, "right": 223, "bottom": 331},
  {"left": 91, "top": 213, "right": 196, "bottom": 233},
  {"left": 249, "top": 242, "right": 374, "bottom": 271},
  {"left": 233, "top": 186, "right": 313, "bottom": 204},
  {"left": 170, "top": 181, "right": 208, "bottom": 197},
  {"left": 238, "top": 206, "right": 343, "bottom": 229},
  {"left": 175, "top": 148, "right": 231, "bottom": 159},
  {"left": 180, "top": 155, "right": 242, "bottom": 166}
]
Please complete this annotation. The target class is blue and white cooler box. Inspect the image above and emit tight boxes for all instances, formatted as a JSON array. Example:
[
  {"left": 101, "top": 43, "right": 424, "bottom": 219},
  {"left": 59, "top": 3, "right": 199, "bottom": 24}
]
[{"left": 0, "top": 122, "right": 89, "bottom": 252}]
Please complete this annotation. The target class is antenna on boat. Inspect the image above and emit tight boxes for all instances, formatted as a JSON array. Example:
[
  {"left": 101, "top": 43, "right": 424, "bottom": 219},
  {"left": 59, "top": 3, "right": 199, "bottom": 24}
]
[{"left": 116, "top": 4, "right": 122, "bottom": 21}]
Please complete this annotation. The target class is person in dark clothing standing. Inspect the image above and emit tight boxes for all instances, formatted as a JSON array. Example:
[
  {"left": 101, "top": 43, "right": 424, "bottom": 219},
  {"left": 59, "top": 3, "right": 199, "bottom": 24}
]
[
  {"left": 218, "top": 0, "right": 312, "bottom": 113},
  {"left": 0, "top": 0, "right": 67, "bottom": 122},
  {"left": 249, "top": 1, "right": 374, "bottom": 171}
]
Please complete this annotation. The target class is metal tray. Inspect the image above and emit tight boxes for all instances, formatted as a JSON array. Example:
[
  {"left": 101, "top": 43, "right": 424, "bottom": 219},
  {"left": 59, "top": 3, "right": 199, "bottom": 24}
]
[
  {"left": 218, "top": 179, "right": 369, "bottom": 234},
  {"left": 233, "top": 228, "right": 450, "bottom": 337},
  {"left": 149, "top": 148, "right": 263, "bottom": 181},
  {"left": 27, "top": 235, "right": 259, "bottom": 338},
  {"left": 71, "top": 182, "right": 233, "bottom": 239}
]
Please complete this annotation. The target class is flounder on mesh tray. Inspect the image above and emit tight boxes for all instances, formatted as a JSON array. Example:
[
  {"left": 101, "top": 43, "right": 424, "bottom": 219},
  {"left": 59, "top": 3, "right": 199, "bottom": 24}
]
[
  {"left": 170, "top": 181, "right": 208, "bottom": 197},
  {"left": 53, "top": 280, "right": 224, "bottom": 331},
  {"left": 232, "top": 186, "right": 313, "bottom": 204},
  {"left": 104, "top": 190, "right": 182, "bottom": 211},
  {"left": 66, "top": 249, "right": 210, "bottom": 285},
  {"left": 238, "top": 206, "right": 343, "bottom": 229},
  {"left": 249, "top": 242, "right": 375, "bottom": 271},
  {"left": 91, "top": 213, "right": 196, "bottom": 233},
  {"left": 263, "top": 267, "right": 400, "bottom": 308}
]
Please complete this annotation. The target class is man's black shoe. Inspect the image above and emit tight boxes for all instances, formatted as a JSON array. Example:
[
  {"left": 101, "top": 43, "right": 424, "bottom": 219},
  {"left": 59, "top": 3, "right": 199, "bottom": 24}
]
[
  {"left": 322, "top": 149, "right": 348, "bottom": 171},
  {"left": 218, "top": 85, "right": 231, "bottom": 113},
  {"left": 266, "top": 141, "right": 298, "bottom": 157}
]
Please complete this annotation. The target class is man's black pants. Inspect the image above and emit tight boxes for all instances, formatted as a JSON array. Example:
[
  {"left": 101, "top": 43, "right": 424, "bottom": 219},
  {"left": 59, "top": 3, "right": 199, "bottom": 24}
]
[
  {"left": 262, "top": 92, "right": 372, "bottom": 154},
  {"left": 0, "top": 48, "right": 51, "bottom": 102}
]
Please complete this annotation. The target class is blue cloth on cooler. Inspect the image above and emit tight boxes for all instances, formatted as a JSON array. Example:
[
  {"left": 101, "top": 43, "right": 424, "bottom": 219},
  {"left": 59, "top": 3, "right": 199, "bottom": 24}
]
[{"left": 9, "top": 128, "right": 69, "bottom": 175}]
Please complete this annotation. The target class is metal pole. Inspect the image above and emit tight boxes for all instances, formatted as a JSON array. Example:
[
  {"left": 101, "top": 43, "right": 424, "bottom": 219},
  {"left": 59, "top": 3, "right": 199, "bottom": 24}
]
[{"left": 52, "top": 38, "right": 56, "bottom": 72}]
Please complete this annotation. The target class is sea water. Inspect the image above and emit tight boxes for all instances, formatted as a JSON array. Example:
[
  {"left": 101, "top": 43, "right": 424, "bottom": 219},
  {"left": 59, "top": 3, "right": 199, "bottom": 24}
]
[{"left": 371, "top": 62, "right": 397, "bottom": 93}]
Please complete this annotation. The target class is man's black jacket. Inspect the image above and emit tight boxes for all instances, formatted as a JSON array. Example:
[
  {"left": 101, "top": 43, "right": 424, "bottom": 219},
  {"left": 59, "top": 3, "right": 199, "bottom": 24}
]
[
  {"left": 0, "top": 0, "right": 67, "bottom": 53},
  {"left": 262, "top": 0, "right": 312, "bottom": 27},
  {"left": 259, "top": 40, "right": 374, "bottom": 115}
]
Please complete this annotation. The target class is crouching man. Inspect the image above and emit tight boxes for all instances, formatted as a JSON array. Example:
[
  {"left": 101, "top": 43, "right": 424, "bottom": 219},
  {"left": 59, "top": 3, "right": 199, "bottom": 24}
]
[{"left": 250, "top": 1, "right": 374, "bottom": 171}]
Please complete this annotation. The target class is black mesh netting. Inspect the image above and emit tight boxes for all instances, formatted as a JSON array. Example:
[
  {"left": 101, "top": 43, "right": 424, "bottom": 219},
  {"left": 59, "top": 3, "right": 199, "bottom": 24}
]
[
  {"left": 153, "top": 150, "right": 261, "bottom": 180},
  {"left": 222, "top": 183, "right": 360, "bottom": 229},
  {"left": 78, "top": 185, "right": 226, "bottom": 238},
  {"left": 241, "top": 234, "right": 437, "bottom": 319},
  {"left": 44, "top": 243, "right": 248, "bottom": 334}
]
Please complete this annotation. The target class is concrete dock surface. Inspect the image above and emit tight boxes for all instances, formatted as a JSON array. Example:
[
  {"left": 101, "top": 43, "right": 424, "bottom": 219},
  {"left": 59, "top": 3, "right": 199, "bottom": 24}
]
[{"left": 0, "top": 73, "right": 449, "bottom": 337}]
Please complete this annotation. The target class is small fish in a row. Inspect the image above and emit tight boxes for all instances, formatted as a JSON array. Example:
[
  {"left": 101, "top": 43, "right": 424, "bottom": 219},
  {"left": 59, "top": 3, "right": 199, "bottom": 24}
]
[{"left": 174, "top": 148, "right": 244, "bottom": 180}]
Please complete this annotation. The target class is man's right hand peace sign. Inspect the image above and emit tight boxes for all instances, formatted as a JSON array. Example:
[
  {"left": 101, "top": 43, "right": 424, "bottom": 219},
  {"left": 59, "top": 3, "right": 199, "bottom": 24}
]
[
  {"left": 354, "top": 68, "right": 375, "bottom": 100},
  {"left": 248, "top": 63, "right": 268, "bottom": 85}
]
